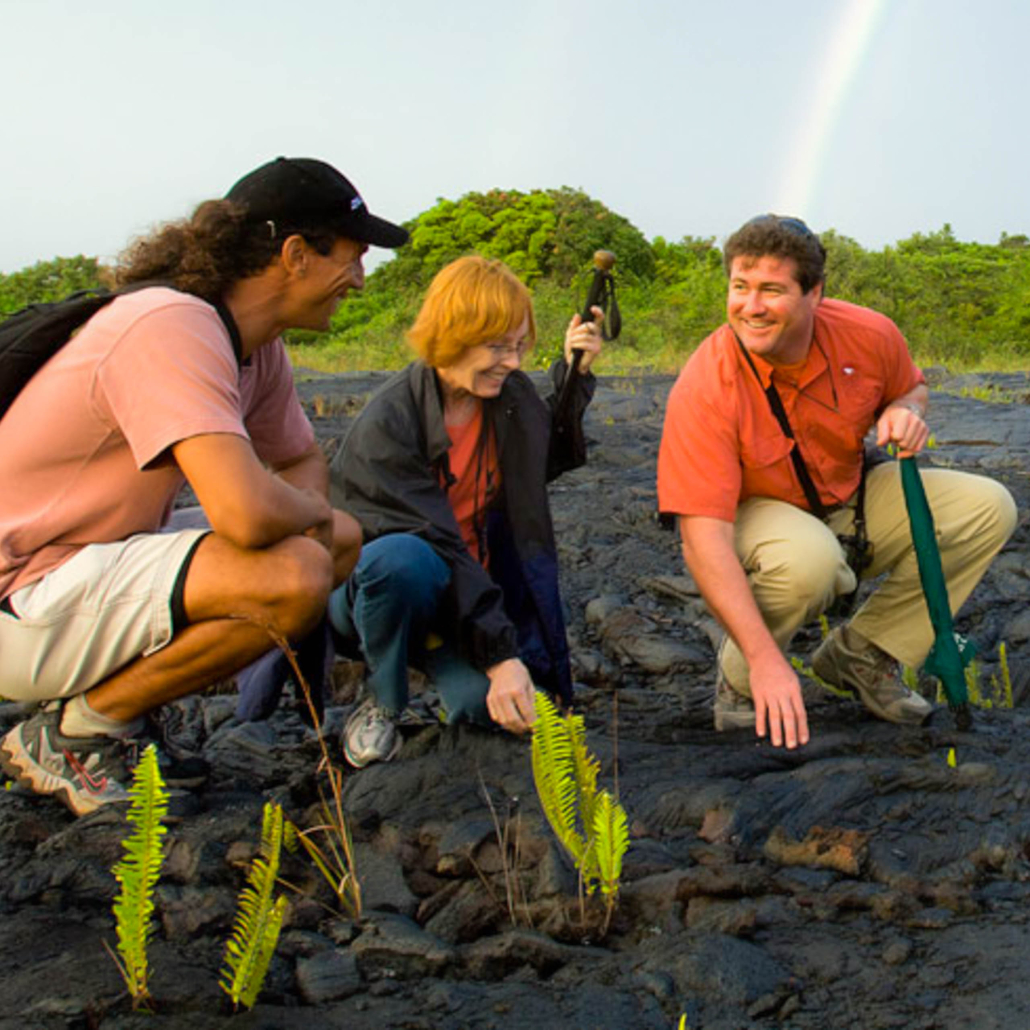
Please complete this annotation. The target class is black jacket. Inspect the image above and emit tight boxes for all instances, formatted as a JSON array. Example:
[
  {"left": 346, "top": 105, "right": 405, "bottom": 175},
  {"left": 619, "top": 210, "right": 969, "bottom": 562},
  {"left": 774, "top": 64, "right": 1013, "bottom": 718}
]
[{"left": 329, "top": 359, "right": 595, "bottom": 703}]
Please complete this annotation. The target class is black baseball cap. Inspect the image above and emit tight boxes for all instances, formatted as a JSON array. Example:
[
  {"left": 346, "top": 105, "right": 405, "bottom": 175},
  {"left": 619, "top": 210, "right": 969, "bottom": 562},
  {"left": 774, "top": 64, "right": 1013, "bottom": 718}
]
[{"left": 226, "top": 157, "right": 409, "bottom": 248}]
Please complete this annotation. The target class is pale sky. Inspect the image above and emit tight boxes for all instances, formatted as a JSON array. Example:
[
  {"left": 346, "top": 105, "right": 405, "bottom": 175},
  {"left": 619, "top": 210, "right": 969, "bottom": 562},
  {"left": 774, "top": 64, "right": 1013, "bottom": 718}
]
[{"left": 2, "top": 0, "right": 1026, "bottom": 275}]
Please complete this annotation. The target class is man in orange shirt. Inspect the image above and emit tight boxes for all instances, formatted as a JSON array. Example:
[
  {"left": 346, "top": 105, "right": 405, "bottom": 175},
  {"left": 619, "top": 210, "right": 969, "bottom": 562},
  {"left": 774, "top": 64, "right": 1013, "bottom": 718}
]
[{"left": 658, "top": 215, "right": 1016, "bottom": 749}]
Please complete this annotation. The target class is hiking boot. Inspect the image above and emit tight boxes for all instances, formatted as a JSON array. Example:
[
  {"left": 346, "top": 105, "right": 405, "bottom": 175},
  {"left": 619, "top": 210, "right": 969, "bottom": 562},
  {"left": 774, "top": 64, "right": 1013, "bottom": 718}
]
[
  {"left": 342, "top": 696, "right": 401, "bottom": 769},
  {"left": 713, "top": 674, "right": 756, "bottom": 732},
  {"left": 0, "top": 706, "right": 134, "bottom": 816},
  {"left": 811, "top": 625, "right": 933, "bottom": 725}
]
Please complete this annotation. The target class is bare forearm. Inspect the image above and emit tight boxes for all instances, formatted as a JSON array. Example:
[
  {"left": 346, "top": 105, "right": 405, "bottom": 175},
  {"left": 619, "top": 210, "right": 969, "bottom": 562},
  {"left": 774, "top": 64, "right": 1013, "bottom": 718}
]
[
  {"left": 274, "top": 444, "right": 330, "bottom": 498},
  {"left": 885, "top": 383, "right": 929, "bottom": 418},
  {"left": 175, "top": 434, "right": 331, "bottom": 551}
]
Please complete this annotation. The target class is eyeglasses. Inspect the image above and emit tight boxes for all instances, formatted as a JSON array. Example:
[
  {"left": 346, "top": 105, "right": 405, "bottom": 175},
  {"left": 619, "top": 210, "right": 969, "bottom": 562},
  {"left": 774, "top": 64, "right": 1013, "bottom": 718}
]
[{"left": 484, "top": 341, "right": 527, "bottom": 360}]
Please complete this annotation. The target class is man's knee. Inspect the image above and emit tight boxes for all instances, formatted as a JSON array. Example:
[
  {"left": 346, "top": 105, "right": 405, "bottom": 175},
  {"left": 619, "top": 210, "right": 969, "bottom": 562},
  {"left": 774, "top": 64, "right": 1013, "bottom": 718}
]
[
  {"left": 979, "top": 478, "right": 1018, "bottom": 545},
  {"left": 932, "top": 471, "right": 1019, "bottom": 551},
  {"left": 750, "top": 526, "right": 846, "bottom": 605},
  {"left": 271, "top": 536, "right": 335, "bottom": 638}
]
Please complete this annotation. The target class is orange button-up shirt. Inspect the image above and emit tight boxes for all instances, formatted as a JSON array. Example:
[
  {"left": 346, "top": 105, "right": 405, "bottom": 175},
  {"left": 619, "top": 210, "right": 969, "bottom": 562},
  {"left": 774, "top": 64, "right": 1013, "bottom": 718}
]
[{"left": 657, "top": 299, "right": 924, "bottom": 522}]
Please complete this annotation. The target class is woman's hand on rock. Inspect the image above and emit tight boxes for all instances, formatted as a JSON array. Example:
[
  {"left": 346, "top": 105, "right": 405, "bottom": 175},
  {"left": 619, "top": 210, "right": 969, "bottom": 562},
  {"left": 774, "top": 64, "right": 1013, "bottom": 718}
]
[{"left": 485, "top": 658, "right": 537, "bottom": 734}]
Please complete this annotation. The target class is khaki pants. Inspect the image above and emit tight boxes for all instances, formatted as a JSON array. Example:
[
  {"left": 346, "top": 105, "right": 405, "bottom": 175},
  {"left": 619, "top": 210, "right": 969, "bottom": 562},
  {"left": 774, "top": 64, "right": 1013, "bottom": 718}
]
[{"left": 720, "top": 464, "right": 1018, "bottom": 694}]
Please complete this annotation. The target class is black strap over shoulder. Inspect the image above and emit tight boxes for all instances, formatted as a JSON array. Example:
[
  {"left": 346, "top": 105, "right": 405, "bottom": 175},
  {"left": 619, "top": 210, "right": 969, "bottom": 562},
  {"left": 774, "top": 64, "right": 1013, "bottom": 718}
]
[
  {"left": 733, "top": 332, "right": 829, "bottom": 519},
  {"left": 732, "top": 331, "right": 873, "bottom": 612}
]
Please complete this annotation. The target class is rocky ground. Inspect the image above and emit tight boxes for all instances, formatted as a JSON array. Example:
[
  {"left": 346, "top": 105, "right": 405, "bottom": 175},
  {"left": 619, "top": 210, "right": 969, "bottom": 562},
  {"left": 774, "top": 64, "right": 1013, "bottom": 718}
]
[{"left": 1, "top": 369, "right": 1029, "bottom": 1030}]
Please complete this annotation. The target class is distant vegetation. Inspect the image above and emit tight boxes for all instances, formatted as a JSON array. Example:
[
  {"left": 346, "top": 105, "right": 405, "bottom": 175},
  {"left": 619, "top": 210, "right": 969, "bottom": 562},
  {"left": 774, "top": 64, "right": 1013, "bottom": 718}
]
[{"left": 2, "top": 192, "right": 1028, "bottom": 373}]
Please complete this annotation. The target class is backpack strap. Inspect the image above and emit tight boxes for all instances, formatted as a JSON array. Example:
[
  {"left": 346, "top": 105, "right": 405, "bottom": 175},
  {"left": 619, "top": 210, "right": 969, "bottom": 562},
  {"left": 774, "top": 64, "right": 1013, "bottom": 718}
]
[{"left": 210, "top": 297, "right": 243, "bottom": 363}]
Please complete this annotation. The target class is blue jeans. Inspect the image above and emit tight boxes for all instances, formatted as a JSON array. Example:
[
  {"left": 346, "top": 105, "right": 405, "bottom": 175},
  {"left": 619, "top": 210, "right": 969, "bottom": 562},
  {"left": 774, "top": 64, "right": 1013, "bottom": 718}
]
[{"left": 327, "top": 534, "right": 491, "bottom": 725}]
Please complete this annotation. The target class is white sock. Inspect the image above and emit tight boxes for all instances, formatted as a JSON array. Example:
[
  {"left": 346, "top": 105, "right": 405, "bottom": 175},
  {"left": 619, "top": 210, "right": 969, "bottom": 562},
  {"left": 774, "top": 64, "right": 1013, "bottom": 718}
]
[{"left": 59, "top": 693, "right": 145, "bottom": 739}]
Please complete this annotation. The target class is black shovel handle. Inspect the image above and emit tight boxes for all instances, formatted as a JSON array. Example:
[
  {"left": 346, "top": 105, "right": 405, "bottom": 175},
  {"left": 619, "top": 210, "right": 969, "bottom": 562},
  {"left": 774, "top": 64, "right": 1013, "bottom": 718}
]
[{"left": 556, "top": 250, "right": 616, "bottom": 419}]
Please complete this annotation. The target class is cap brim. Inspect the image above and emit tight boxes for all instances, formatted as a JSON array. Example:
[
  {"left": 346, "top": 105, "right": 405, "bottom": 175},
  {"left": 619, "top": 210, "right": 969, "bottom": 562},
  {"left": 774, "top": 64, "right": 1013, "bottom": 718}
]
[{"left": 354, "top": 213, "right": 409, "bottom": 249}]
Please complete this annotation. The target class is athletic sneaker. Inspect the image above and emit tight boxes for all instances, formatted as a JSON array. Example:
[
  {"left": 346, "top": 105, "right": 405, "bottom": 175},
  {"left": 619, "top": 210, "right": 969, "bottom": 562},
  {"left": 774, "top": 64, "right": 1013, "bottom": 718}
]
[
  {"left": 811, "top": 625, "right": 934, "bottom": 725},
  {"left": 713, "top": 674, "right": 757, "bottom": 732},
  {"left": 342, "top": 696, "right": 401, "bottom": 769},
  {"left": 0, "top": 706, "right": 134, "bottom": 816}
]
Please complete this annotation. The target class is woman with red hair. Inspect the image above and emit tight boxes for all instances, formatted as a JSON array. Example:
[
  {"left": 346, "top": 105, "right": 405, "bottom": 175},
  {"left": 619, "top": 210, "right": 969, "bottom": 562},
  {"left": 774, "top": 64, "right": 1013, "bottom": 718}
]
[{"left": 329, "top": 255, "right": 603, "bottom": 767}]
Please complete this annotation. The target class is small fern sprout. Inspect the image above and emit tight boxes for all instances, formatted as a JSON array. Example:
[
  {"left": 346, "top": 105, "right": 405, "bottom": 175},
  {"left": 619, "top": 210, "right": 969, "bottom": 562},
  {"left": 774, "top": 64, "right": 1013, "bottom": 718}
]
[
  {"left": 108, "top": 743, "right": 170, "bottom": 1010},
  {"left": 220, "top": 802, "right": 290, "bottom": 1011},
  {"left": 1000, "top": 641, "right": 1013, "bottom": 708},
  {"left": 532, "top": 691, "right": 589, "bottom": 871},
  {"left": 531, "top": 691, "right": 630, "bottom": 929},
  {"left": 592, "top": 788, "right": 630, "bottom": 931}
]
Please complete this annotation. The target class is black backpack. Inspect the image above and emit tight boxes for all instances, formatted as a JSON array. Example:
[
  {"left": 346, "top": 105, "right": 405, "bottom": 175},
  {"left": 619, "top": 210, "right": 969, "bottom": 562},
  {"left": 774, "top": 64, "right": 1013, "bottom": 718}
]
[{"left": 0, "top": 285, "right": 241, "bottom": 420}]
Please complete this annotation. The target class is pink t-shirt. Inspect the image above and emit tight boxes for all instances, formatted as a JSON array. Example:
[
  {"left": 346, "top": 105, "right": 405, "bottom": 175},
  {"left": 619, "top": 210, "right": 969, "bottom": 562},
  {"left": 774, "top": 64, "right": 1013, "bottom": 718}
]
[{"left": 0, "top": 287, "right": 314, "bottom": 599}]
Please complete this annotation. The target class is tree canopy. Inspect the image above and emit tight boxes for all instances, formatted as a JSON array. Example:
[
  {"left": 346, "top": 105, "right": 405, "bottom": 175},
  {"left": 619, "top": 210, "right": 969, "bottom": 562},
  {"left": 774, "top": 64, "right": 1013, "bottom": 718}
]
[
  {"left": 2, "top": 198, "right": 1028, "bottom": 373},
  {"left": 0, "top": 255, "right": 106, "bottom": 317},
  {"left": 373, "top": 187, "right": 655, "bottom": 294}
]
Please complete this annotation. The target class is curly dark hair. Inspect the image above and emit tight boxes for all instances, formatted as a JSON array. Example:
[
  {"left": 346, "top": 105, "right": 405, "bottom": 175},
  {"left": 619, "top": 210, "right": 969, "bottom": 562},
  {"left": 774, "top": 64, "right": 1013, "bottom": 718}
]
[
  {"left": 114, "top": 200, "right": 343, "bottom": 302},
  {"left": 723, "top": 215, "right": 826, "bottom": 294}
]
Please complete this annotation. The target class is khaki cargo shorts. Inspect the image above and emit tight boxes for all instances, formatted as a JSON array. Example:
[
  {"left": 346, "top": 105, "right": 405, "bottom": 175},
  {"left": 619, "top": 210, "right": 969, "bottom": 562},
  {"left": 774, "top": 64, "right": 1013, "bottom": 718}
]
[{"left": 0, "top": 529, "right": 207, "bottom": 703}]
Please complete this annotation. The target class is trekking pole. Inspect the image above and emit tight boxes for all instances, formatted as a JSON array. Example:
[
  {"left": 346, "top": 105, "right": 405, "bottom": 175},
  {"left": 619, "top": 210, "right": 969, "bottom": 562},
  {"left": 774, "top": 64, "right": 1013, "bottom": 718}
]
[
  {"left": 900, "top": 456, "right": 973, "bottom": 731},
  {"left": 554, "top": 250, "right": 620, "bottom": 422}
]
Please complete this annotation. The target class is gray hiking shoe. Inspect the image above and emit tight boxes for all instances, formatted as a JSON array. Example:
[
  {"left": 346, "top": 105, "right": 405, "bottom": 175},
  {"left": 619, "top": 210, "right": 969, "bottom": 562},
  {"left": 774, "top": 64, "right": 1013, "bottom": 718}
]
[
  {"left": 713, "top": 675, "right": 756, "bottom": 732},
  {"left": 342, "top": 696, "right": 401, "bottom": 769},
  {"left": 811, "top": 625, "right": 933, "bottom": 725},
  {"left": 0, "top": 705, "right": 133, "bottom": 816}
]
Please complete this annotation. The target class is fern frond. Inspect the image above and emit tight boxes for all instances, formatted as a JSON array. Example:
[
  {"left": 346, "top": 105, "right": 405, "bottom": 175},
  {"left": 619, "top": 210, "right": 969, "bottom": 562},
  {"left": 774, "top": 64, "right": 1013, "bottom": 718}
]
[
  {"left": 283, "top": 818, "right": 299, "bottom": 853},
  {"left": 220, "top": 802, "right": 288, "bottom": 1010},
  {"left": 592, "top": 789, "right": 629, "bottom": 902},
  {"left": 567, "top": 711, "right": 600, "bottom": 838},
  {"left": 111, "top": 744, "right": 169, "bottom": 1007},
  {"left": 531, "top": 692, "right": 586, "bottom": 864}
]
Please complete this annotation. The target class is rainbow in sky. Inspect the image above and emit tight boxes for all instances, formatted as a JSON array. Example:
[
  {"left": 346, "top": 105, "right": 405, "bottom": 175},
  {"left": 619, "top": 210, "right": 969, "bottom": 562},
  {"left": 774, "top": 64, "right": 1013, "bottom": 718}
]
[{"left": 776, "top": 0, "right": 892, "bottom": 218}]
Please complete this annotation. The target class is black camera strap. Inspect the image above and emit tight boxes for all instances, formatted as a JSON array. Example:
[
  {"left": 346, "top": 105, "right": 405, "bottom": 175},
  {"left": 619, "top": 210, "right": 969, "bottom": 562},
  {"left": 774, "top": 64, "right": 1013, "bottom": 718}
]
[{"left": 732, "top": 332, "right": 871, "bottom": 599}]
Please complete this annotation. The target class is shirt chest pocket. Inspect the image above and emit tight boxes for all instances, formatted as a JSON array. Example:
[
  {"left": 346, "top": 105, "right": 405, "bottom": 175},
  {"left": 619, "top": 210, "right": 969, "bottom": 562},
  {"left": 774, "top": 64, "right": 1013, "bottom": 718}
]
[
  {"left": 836, "top": 372, "right": 884, "bottom": 428},
  {"left": 739, "top": 431, "right": 793, "bottom": 470}
]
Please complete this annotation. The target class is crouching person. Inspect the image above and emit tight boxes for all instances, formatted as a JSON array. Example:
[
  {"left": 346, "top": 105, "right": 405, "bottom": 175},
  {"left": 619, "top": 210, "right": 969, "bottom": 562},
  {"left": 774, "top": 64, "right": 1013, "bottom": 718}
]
[
  {"left": 328, "top": 255, "right": 603, "bottom": 767},
  {"left": 0, "top": 157, "right": 408, "bottom": 815},
  {"left": 657, "top": 214, "right": 1017, "bottom": 750}
]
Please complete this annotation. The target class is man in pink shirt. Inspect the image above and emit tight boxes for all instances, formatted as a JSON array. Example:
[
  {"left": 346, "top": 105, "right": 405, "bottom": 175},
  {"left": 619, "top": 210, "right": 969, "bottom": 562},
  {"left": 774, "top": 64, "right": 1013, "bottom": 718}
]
[
  {"left": 658, "top": 215, "right": 1016, "bottom": 750},
  {"left": 0, "top": 157, "right": 408, "bottom": 815}
]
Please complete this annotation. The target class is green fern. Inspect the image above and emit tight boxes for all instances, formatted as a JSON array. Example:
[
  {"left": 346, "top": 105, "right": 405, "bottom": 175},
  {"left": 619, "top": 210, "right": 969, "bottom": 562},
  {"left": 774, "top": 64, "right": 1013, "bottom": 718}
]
[
  {"left": 592, "top": 789, "right": 629, "bottom": 904},
  {"left": 1000, "top": 642, "right": 1013, "bottom": 708},
  {"left": 568, "top": 710, "right": 602, "bottom": 887},
  {"left": 531, "top": 692, "right": 588, "bottom": 867},
  {"left": 531, "top": 692, "right": 630, "bottom": 913},
  {"left": 568, "top": 714, "right": 600, "bottom": 838},
  {"left": 220, "top": 802, "right": 290, "bottom": 1010},
  {"left": 109, "top": 744, "right": 169, "bottom": 1009}
]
